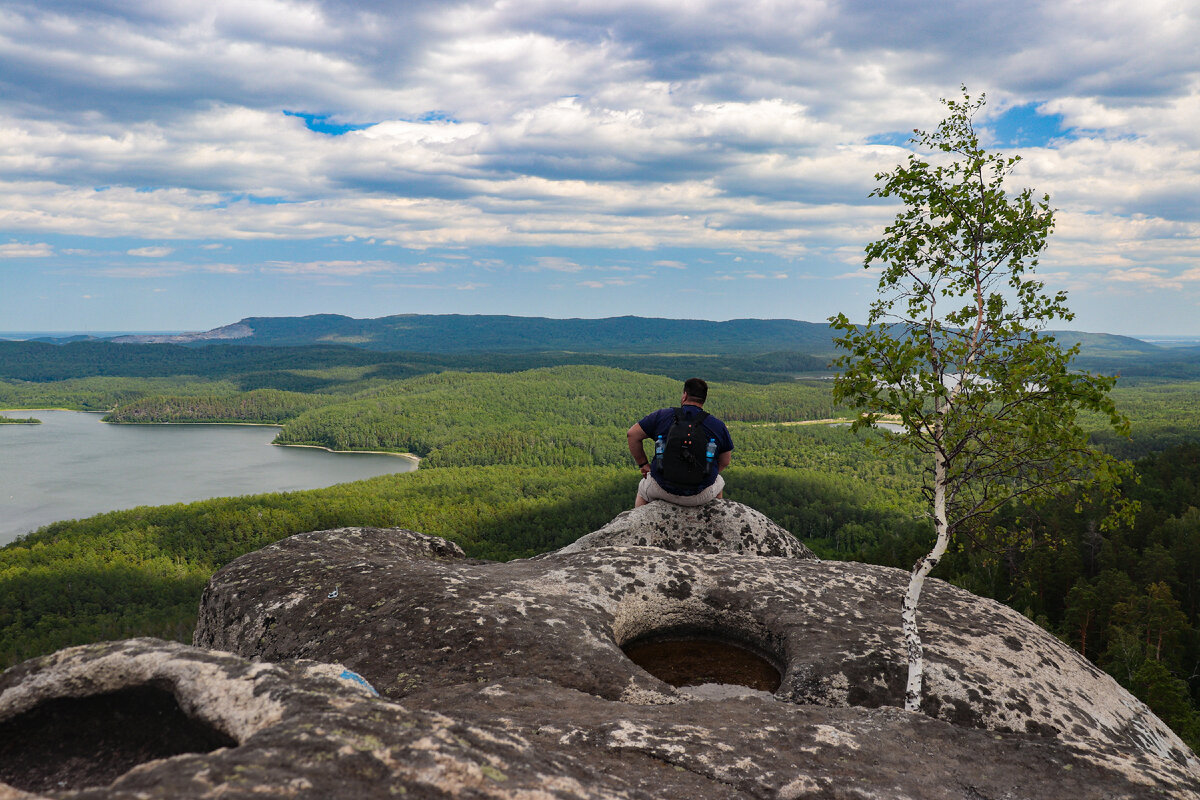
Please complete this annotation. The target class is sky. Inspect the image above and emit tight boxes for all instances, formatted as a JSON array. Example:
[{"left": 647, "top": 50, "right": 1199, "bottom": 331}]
[{"left": 1, "top": 1, "right": 1198, "bottom": 336}]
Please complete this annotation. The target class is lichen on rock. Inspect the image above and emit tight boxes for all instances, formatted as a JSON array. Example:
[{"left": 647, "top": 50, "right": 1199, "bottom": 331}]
[{"left": 557, "top": 499, "right": 817, "bottom": 559}]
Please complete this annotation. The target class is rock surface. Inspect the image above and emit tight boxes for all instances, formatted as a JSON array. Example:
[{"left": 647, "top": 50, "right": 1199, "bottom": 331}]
[
  {"left": 3, "top": 501, "right": 1198, "bottom": 798},
  {"left": 1, "top": 639, "right": 1195, "bottom": 800},
  {"left": 557, "top": 499, "right": 817, "bottom": 559},
  {"left": 0, "top": 638, "right": 694, "bottom": 799}
]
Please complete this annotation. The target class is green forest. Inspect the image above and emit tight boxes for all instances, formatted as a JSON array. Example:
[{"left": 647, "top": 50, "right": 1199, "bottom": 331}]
[{"left": 3, "top": 341, "right": 1200, "bottom": 749}]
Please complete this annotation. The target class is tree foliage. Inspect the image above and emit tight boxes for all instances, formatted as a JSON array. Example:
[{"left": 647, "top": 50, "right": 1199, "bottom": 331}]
[
  {"left": 272, "top": 366, "right": 844, "bottom": 462},
  {"left": 104, "top": 389, "right": 327, "bottom": 425},
  {"left": 830, "top": 89, "right": 1130, "bottom": 712}
]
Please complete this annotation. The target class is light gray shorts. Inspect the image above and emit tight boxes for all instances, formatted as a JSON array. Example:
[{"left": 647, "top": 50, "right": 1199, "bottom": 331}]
[{"left": 637, "top": 474, "right": 725, "bottom": 507}]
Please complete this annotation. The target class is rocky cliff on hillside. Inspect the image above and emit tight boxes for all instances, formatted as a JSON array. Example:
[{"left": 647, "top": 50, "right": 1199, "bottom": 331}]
[
  {"left": 2, "top": 500, "right": 1197, "bottom": 799},
  {"left": 109, "top": 322, "right": 252, "bottom": 345}
]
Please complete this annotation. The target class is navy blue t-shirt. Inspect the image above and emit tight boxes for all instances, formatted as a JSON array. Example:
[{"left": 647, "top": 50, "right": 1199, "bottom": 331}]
[{"left": 638, "top": 405, "right": 734, "bottom": 495}]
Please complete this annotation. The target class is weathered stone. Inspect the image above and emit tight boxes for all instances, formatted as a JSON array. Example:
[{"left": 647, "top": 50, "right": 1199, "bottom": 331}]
[
  {"left": 190, "top": 512, "right": 1197, "bottom": 796},
  {"left": 2, "top": 637, "right": 1196, "bottom": 800},
  {"left": 0, "top": 639, "right": 694, "bottom": 799},
  {"left": 5, "top": 504, "right": 1199, "bottom": 798},
  {"left": 558, "top": 499, "right": 817, "bottom": 559}
]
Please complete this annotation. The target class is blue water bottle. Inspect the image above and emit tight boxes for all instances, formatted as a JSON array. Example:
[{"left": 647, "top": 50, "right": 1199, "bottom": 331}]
[
  {"left": 705, "top": 438, "right": 717, "bottom": 464},
  {"left": 655, "top": 435, "right": 665, "bottom": 461}
]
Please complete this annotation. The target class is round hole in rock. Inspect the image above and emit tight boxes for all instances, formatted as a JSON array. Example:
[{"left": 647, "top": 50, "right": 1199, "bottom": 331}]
[
  {"left": 0, "top": 686, "right": 237, "bottom": 793},
  {"left": 622, "top": 633, "right": 782, "bottom": 693}
]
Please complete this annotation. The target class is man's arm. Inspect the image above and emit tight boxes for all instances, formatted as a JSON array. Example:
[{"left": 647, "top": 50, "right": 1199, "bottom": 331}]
[
  {"left": 717, "top": 449, "right": 732, "bottom": 473},
  {"left": 627, "top": 423, "right": 652, "bottom": 477}
]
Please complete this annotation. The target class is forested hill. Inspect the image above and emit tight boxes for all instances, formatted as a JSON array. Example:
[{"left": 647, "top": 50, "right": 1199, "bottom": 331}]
[
  {"left": 98, "top": 313, "right": 1172, "bottom": 363},
  {"left": 112, "top": 314, "right": 843, "bottom": 354},
  {"left": 11, "top": 313, "right": 1196, "bottom": 377}
]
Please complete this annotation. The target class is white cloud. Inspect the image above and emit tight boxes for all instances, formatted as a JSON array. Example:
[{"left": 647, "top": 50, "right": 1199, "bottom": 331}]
[
  {"left": 833, "top": 264, "right": 883, "bottom": 280},
  {"left": 578, "top": 278, "right": 632, "bottom": 288},
  {"left": 0, "top": 241, "right": 52, "bottom": 257},
  {"left": 127, "top": 246, "right": 173, "bottom": 257},
  {"left": 1091, "top": 265, "right": 1200, "bottom": 293},
  {"left": 262, "top": 260, "right": 403, "bottom": 277},
  {"left": 97, "top": 263, "right": 243, "bottom": 278},
  {"left": 1102, "top": 266, "right": 1183, "bottom": 291},
  {"left": 530, "top": 256, "right": 585, "bottom": 272}
]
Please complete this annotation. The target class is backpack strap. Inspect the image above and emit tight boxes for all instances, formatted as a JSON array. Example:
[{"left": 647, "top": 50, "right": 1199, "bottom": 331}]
[{"left": 680, "top": 407, "right": 709, "bottom": 426}]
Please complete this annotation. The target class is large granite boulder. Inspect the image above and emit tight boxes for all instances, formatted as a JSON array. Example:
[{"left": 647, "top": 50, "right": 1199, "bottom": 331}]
[
  {"left": 0, "top": 638, "right": 687, "bottom": 799},
  {"left": 558, "top": 499, "right": 817, "bottom": 558},
  {"left": 4, "top": 501, "right": 1198, "bottom": 798},
  {"left": 1, "top": 639, "right": 1196, "bottom": 800}
]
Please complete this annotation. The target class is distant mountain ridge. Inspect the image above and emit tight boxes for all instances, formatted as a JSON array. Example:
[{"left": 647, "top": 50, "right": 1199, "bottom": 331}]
[
  {"left": 103, "top": 313, "right": 1168, "bottom": 360},
  {"left": 110, "top": 322, "right": 253, "bottom": 345}
]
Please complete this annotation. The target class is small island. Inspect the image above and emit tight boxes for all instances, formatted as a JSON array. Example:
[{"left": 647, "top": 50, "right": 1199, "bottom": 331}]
[{"left": 0, "top": 416, "right": 41, "bottom": 424}]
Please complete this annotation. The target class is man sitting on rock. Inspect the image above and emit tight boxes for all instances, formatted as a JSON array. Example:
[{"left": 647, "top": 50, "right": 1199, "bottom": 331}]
[{"left": 627, "top": 377, "right": 733, "bottom": 507}]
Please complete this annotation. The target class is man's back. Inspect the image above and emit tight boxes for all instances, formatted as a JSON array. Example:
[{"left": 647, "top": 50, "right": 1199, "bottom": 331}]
[
  {"left": 627, "top": 378, "right": 733, "bottom": 508},
  {"left": 638, "top": 405, "right": 732, "bottom": 495}
]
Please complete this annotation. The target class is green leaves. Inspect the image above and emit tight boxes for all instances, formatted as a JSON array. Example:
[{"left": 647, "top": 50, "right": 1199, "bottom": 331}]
[{"left": 832, "top": 87, "right": 1128, "bottom": 539}]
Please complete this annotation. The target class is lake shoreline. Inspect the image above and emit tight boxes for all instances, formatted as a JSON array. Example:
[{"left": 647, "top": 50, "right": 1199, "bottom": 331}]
[
  {"left": 1, "top": 409, "right": 421, "bottom": 544},
  {"left": 2, "top": 407, "right": 105, "bottom": 413},
  {"left": 274, "top": 442, "right": 421, "bottom": 462},
  {"left": 103, "top": 419, "right": 285, "bottom": 427},
  {"left": 750, "top": 414, "right": 905, "bottom": 427}
]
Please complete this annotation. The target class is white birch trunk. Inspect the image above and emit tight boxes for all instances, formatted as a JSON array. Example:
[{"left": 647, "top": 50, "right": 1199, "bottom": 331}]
[{"left": 903, "top": 431, "right": 951, "bottom": 712}]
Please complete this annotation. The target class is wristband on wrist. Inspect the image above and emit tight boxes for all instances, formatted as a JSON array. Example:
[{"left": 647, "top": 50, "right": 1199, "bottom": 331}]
[{"left": 636, "top": 461, "right": 648, "bottom": 468}]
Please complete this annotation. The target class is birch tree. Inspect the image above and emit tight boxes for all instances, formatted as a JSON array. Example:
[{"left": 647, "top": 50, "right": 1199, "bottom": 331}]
[{"left": 830, "top": 89, "right": 1130, "bottom": 713}]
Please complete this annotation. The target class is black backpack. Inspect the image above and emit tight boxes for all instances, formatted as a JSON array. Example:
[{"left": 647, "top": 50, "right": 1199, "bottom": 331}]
[{"left": 657, "top": 407, "right": 712, "bottom": 487}]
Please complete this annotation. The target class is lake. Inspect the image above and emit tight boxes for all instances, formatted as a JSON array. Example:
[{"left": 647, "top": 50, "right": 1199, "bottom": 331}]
[{"left": 0, "top": 410, "right": 418, "bottom": 544}]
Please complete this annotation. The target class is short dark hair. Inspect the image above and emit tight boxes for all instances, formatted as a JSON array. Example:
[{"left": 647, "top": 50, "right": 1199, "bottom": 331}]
[{"left": 683, "top": 377, "right": 708, "bottom": 402}]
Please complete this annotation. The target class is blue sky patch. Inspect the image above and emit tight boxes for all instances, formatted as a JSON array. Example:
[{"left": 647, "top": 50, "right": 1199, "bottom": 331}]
[
  {"left": 865, "top": 131, "right": 914, "bottom": 147},
  {"left": 984, "top": 104, "right": 1069, "bottom": 148},
  {"left": 419, "top": 110, "right": 459, "bottom": 123},
  {"left": 207, "top": 194, "right": 291, "bottom": 209},
  {"left": 284, "top": 110, "right": 372, "bottom": 135}
]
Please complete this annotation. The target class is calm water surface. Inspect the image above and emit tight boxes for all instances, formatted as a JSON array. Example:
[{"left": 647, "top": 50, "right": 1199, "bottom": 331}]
[{"left": 0, "top": 410, "right": 418, "bottom": 544}]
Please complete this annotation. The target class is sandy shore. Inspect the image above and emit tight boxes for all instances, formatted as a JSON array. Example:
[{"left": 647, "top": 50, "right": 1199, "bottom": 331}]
[
  {"left": 104, "top": 420, "right": 287, "bottom": 427},
  {"left": 750, "top": 415, "right": 903, "bottom": 427},
  {"left": 274, "top": 442, "right": 421, "bottom": 462}
]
